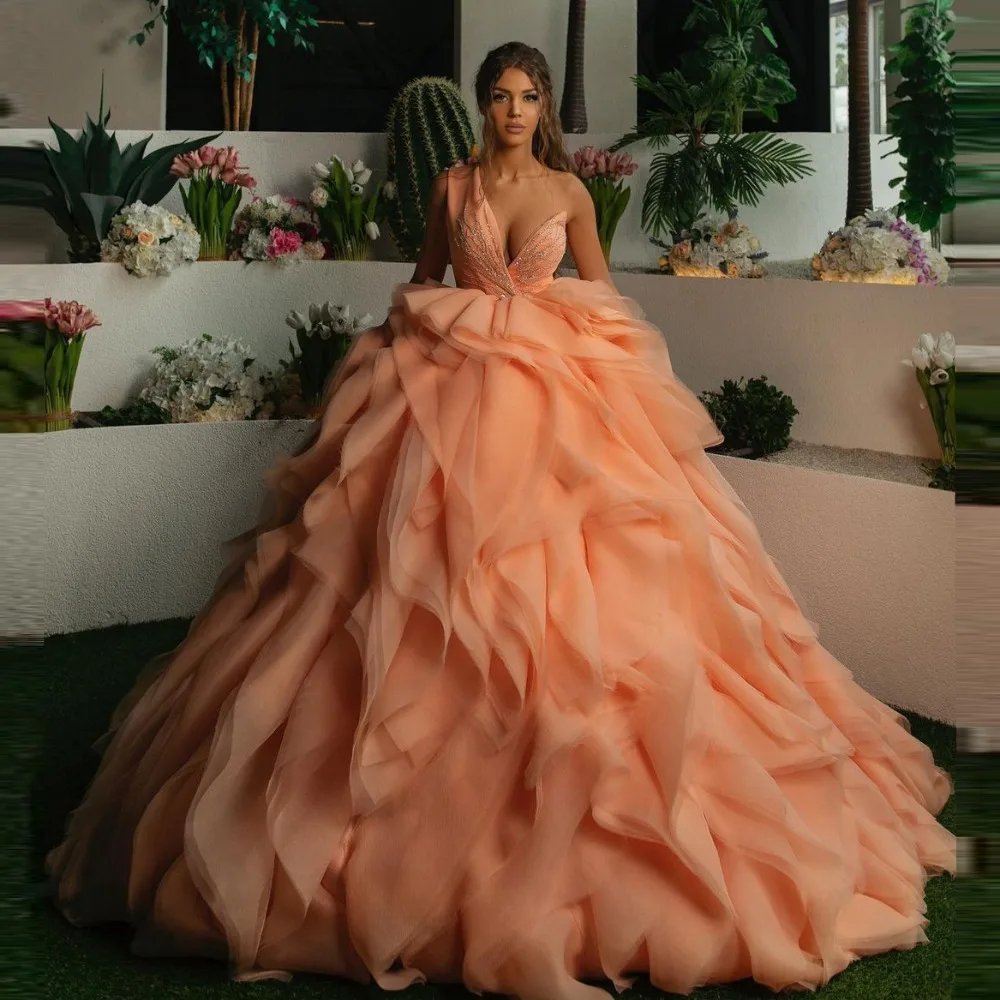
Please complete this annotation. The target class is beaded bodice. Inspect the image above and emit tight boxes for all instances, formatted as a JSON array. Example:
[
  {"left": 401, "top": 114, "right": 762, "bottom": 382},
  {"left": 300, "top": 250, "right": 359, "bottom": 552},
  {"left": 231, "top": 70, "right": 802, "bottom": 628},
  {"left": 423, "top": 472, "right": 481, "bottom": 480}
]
[{"left": 446, "top": 163, "right": 568, "bottom": 298}]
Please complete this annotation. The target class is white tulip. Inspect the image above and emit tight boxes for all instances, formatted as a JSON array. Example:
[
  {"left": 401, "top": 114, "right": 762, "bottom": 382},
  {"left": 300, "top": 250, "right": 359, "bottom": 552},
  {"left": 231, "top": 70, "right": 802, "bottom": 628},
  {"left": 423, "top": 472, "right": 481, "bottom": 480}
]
[
  {"left": 332, "top": 316, "right": 348, "bottom": 334},
  {"left": 344, "top": 167, "right": 355, "bottom": 184},
  {"left": 340, "top": 304, "right": 351, "bottom": 323},
  {"left": 321, "top": 301, "right": 338, "bottom": 323},
  {"left": 317, "top": 323, "right": 332, "bottom": 340},
  {"left": 310, "top": 187, "right": 329, "bottom": 208},
  {"left": 932, "top": 331, "right": 956, "bottom": 369},
  {"left": 929, "top": 368, "right": 950, "bottom": 386},
  {"left": 910, "top": 346, "right": 931, "bottom": 370},
  {"left": 365, "top": 220, "right": 380, "bottom": 240},
  {"left": 918, "top": 333, "right": 936, "bottom": 357},
  {"left": 355, "top": 167, "right": 372, "bottom": 186},
  {"left": 383, "top": 180, "right": 397, "bottom": 200},
  {"left": 350, "top": 183, "right": 363, "bottom": 196},
  {"left": 285, "top": 310, "right": 307, "bottom": 330},
  {"left": 312, "top": 162, "right": 330, "bottom": 179},
  {"left": 351, "top": 158, "right": 365, "bottom": 175},
  {"left": 357, "top": 313, "right": 374, "bottom": 330},
  {"left": 309, "top": 303, "right": 322, "bottom": 325}
]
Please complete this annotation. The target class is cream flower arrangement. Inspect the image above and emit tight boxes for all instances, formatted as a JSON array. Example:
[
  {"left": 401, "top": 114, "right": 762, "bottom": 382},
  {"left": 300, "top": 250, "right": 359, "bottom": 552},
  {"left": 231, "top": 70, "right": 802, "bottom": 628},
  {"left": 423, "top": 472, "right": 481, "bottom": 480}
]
[
  {"left": 654, "top": 216, "right": 768, "bottom": 278},
  {"left": 811, "top": 208, "right": 949, "bottom": 285},
  {"left": 138, "top": 333, "right": 265, "bottom": 422},
  {"left": 228, "top": 194, "right": 325, "bottom": 264},
  {"left": 100, "top": 202, "right": 201, "bottom": 277}
]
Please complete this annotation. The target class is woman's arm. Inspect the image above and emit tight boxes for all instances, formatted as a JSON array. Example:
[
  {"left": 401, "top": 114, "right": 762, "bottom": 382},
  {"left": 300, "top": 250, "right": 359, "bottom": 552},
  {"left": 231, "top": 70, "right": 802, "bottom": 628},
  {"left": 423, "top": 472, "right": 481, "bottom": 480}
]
[
  {"left": 409, "top": 169, "right": 451, "bottom": 285},
  {"left": 564, "top": 173, "right": 618, "bottom": 292}
]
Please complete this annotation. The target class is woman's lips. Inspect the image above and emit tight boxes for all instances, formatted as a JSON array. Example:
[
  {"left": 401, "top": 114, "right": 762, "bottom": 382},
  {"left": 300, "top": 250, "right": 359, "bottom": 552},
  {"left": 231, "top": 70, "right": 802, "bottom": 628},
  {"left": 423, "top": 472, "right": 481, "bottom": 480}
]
[{"left": 505, "top": 124, "right": 526, "bottom": 132}]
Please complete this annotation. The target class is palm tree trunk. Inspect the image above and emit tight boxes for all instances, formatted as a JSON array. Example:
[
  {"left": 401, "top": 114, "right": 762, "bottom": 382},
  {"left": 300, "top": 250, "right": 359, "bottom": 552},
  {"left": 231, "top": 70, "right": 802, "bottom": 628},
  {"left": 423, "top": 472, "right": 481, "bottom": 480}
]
[
  {"left": 846, "top": 0, "right": 873, "bottom": 222},
  {"left": 559, "top": 0, "right": 588, "bottom": 133}
]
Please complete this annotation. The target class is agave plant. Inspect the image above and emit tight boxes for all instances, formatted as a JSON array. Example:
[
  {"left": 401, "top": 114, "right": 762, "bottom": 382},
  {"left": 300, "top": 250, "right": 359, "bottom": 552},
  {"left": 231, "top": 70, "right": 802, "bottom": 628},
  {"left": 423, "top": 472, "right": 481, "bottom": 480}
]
[
  {"left": 0, "top": 84, "right": 218, "bottom": 262},
  {"left": 610, "top": 0, "right": 812, "bottom": 243}
]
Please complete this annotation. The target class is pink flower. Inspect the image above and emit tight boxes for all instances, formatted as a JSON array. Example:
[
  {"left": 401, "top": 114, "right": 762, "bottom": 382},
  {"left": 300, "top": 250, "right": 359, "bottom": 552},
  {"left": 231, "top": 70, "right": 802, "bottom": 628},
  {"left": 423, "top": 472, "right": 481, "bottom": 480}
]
[
  {"left": 266, "top": 228, "right": 303, "bottom": 259},
  {"left": 0, "top": 299, "right": 46, "bottom": 322},
  {"left": 215, "top": 147, "right": 230, "bottom": 170},
  {"left": 239, "top": 173, "right": 257, "bottom": 189},
  {"left": 170, "top": 157, "right": 193, "bottom": 178},
  {"left": 199, "top": 145, "right": 217, "bottom": 165},
  {"left": 43, "top": 298, "right": 101, "bottom": 338},
  {"left": 209, "top": 164, "right": 221, "bottom": 181}
]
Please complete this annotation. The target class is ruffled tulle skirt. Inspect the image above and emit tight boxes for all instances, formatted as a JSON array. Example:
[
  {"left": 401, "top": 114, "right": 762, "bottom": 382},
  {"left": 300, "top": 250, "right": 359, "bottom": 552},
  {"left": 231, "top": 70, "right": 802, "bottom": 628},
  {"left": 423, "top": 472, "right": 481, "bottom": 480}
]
[{"left": 46, "top": 277, "right": 955, "bottom": 999}]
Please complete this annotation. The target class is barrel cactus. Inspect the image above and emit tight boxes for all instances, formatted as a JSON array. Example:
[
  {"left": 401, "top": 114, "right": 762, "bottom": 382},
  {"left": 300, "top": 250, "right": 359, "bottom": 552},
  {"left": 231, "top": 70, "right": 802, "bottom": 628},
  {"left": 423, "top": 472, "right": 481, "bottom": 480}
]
[{"left": 385, "top": 77, "right": 476, "bottom": 261}]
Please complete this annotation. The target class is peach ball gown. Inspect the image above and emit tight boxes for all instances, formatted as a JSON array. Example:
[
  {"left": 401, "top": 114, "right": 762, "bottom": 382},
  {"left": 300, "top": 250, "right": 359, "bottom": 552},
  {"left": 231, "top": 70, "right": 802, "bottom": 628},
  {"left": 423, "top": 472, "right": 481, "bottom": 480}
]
[{"left": 46, "top": 163, "right": 956, "bottom": 1000}]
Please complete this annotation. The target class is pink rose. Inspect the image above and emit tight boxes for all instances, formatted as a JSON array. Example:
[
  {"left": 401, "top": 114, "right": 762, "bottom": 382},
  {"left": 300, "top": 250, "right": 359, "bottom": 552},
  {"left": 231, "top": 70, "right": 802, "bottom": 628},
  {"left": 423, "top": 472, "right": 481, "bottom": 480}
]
[{"left": 266, "top": 228, "right": 304, "bottom": 259}]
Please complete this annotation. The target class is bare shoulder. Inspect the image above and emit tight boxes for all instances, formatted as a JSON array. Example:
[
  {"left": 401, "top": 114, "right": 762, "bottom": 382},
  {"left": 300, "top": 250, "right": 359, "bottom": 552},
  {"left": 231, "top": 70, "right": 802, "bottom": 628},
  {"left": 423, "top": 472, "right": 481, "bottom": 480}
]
[{"left": 551, "top": 169, "right": 591, "bottom": 217}]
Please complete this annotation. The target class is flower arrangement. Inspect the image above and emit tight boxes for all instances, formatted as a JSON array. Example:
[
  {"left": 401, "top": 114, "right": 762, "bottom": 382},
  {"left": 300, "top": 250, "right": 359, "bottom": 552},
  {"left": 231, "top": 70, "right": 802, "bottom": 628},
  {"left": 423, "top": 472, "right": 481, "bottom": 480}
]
[
  {"left": 311, "top": 157, "right": 390, "bottom": 261},
  {"left": 171, "top": 144, "right": 257, "bottom": 259},
  {"left": 653, "top": 216, "right": 768, "bottom": 278},
  {"left": 100, "top": 202, "right": 201, "bottom": 277},
  {"left": 228, "top": 194, "right": 325, "bottom": 264},
  {"left": 0, "top": 298, "right": 102, "bottom": 431},
  {"left": 811, "top": 208, "right": 949, "bottom": 285},
  {"left": 571, "top": 145, "right": 638, "bottom": 264},
  {"left": 902, "top": 330, "right": 956, "bottom": 489},
  {"left": 262, "top": 301, "right": 375, "bottom": 417},
  {"left": 138, "top": 333, "right": 265, "bottom": 422}
]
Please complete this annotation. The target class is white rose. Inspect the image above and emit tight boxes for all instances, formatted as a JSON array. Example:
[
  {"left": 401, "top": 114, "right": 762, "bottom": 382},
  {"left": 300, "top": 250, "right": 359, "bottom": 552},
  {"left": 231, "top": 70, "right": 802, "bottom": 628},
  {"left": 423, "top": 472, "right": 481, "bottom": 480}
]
[
  {"left": 310, "top": 187, "right": 329, "bottom": 208},
  {"left": 365, "top": 220, "right": 380, "bottom": 240},
  {"left": 383, "top": 180, "right": 396, "bottom": 200},
  {"left": 312, "top": 162, "right": 331, "bottom": 179}
]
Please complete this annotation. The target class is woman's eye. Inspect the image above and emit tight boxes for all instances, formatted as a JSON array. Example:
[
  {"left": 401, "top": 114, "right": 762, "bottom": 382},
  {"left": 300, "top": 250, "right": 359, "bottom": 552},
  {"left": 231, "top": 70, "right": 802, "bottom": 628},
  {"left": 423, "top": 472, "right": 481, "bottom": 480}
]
[
  {"left": 493, "top": 93, "right": 506, "bottom": 102},
  {"left": 525, "top": 93, "right": 539, "bottom": 102}
]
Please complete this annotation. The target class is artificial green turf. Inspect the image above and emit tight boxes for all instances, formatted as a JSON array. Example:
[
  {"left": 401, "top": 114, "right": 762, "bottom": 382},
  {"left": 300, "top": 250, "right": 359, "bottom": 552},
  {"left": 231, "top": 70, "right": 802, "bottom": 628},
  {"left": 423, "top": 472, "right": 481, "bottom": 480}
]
[{"left": 3, "top": 621, "right": 964, "bottom": 1000}]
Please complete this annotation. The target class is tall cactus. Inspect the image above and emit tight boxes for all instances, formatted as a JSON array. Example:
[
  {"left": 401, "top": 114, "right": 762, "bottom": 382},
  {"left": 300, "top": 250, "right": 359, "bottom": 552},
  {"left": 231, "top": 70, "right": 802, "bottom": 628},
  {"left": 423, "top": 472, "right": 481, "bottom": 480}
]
[{"left": 385, "top": 77, "right": 476, "bottom": 261}]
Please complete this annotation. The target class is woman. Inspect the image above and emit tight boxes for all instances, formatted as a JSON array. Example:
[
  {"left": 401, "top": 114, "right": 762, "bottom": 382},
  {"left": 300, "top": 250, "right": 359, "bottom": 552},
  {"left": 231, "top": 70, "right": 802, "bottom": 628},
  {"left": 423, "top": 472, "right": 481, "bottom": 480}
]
[{"left": 47, "top": 41, "right": 955, "bottom": 1000}]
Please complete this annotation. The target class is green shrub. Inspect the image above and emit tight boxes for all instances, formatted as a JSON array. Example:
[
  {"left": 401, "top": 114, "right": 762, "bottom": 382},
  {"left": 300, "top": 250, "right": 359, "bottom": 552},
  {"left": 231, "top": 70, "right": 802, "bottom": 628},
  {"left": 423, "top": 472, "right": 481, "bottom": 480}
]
[{"left": 699, "top": 374, "right": 798, "bottom": 457}]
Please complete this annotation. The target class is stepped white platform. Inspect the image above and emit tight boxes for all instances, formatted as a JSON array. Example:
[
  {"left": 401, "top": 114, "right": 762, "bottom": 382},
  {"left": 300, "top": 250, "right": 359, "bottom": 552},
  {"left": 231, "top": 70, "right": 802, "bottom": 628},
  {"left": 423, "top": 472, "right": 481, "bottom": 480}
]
[{"left": 4, "top": 419, "right": 954, "bottom": 724}]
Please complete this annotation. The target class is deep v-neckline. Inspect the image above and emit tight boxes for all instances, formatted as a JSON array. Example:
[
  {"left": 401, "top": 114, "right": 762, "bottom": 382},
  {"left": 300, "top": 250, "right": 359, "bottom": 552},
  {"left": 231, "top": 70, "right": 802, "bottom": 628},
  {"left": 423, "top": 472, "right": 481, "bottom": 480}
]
[{"left": 476, "top": 164, "right": 567, "bottom": 269}]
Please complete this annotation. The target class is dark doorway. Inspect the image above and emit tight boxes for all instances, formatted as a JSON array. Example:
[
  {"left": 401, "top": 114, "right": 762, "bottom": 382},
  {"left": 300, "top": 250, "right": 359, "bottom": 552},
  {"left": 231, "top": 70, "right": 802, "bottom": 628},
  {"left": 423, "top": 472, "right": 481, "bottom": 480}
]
[{"left": 165, "top": 0, "right": 457, "bottom": 132}]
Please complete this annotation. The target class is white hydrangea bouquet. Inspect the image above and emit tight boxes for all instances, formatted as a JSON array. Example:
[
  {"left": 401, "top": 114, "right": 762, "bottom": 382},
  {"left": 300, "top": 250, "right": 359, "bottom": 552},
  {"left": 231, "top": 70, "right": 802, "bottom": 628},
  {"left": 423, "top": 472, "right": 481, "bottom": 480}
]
[
  {"left": 812, "top": 208, "right": 949, "bottom": 285},
  {"left": 228, "top": 194, "right": 326, "bottom": 264},
  {"left": 138, "top": 333, "right": 265, "bottom": 422},
  {"left": 901, "top": 330, "right": 956, "bottom": 489},
  {"left": 310, "top": 156, "right": 390, "bottom": 261},
  {"left": 653, "top": 216, "right": 768, "bottom": 279},
  {"left": 100, "top": 202, "right": 200, "bottom": 277}
]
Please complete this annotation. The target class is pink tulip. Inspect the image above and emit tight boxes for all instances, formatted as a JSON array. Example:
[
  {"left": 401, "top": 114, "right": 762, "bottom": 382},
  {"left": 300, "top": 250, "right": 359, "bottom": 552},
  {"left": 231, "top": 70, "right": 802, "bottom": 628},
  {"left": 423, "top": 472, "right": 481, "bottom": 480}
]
[
  {"left": 170, "top": 157, "right": 193, "bottom": 178},
  {"left": 200, "top": 145, "right": 217, "bottom": 164},
  {"left": 215, "top": 147, "right": 230, "bottom": 170},
  {"left": 43, "top": 298, "right": 101, "bottom": 338},
  {"left": 0, "top": 299, "right": 46, "bottom": 322},
  {"left": 240, "top": 174, "right": 257, "bottom": 189},
  {"left": 209, "top": 164, "right": 221, "bottom": 181}
]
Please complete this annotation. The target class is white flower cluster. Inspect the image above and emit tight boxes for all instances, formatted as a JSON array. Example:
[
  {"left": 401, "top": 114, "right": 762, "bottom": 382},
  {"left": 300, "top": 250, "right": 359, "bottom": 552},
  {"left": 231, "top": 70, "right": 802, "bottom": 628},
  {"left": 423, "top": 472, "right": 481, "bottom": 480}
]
[
  {"left": 100, "top": 201, "right": 200, "bottom": 277},
  {"left": 285, "top": 301, "right": 375, "bottom": 339},
  {"left": 903, "top": 331, "right": 956, "bottom": 384},
  {"left": 310, "top": 156, "right": 389, "bottom": 242},
  {"left": 664, "top": 216, "right": 767, "bottom": 278},
  {"left": 139, "top": 333, "right": 265, "bottom": 422},
  {"left": 813, "top": 208, "right": 949, "bottom": 284}
]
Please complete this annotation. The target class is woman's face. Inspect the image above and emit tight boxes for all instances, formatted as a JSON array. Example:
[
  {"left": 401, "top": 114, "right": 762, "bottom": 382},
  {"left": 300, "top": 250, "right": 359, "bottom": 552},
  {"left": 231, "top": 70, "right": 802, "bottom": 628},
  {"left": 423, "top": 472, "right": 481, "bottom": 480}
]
[{"left": 486, "top": 66, "right": 542, "bottom": 151}]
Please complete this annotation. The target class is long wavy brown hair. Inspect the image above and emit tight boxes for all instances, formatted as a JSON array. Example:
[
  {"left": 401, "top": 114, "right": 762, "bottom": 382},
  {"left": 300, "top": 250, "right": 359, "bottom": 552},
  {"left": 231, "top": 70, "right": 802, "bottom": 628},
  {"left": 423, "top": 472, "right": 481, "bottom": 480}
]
[{"left": 473, "top": 42, "right": 572, "bottom": 174}]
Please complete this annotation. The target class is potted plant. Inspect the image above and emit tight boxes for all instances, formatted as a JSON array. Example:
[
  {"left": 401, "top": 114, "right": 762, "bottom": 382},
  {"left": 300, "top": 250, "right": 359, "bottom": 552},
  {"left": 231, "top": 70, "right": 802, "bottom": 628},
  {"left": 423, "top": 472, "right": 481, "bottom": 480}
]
[
  {"left": 883, "top": 0, "right": 957, "bottom": 249},
  {"left": 132, "top": 1, "right": 319, "bottom": 130},
  {"left": 0, "top": 85, "right": 216, "bottom": 262},
  {"left": 170, "top": 145, "right": 257, "bottom": 259},
  {"left": 610, "top": 0, "right": 812, "bottom": 246},
  {"left": 310, "top": 157, "right": 389, "bottom": 261},
  {"left": 0, "top": 299, "right": 103, "bottom": 431},
  {"left": 901, "top": 331, "right": 956, "bottom": 490},
  {"left": 570, "top": 146, "right": 638, "bottom": 264},
  {"left": 699, "top": 375, "right": 798, "bottom": 459}
]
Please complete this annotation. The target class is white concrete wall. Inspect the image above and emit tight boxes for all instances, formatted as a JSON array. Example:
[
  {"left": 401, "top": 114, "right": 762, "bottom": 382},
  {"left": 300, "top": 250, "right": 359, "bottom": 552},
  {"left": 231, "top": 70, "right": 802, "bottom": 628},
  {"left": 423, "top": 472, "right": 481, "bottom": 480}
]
[
  {"left": 1, "top": 129, "right": 904, "bottom": 266},
  {"left": 0, "top": 0, "right": 165, "bottom": 129},
  {"left": 3, "top": 424, "right": 953, "bottom": 722},
  {"left": 5, "top": 259, "right": 986, "bottom": 459},
  {"left": 457, "top": 0, "right": 636, "bottom": 134}
]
